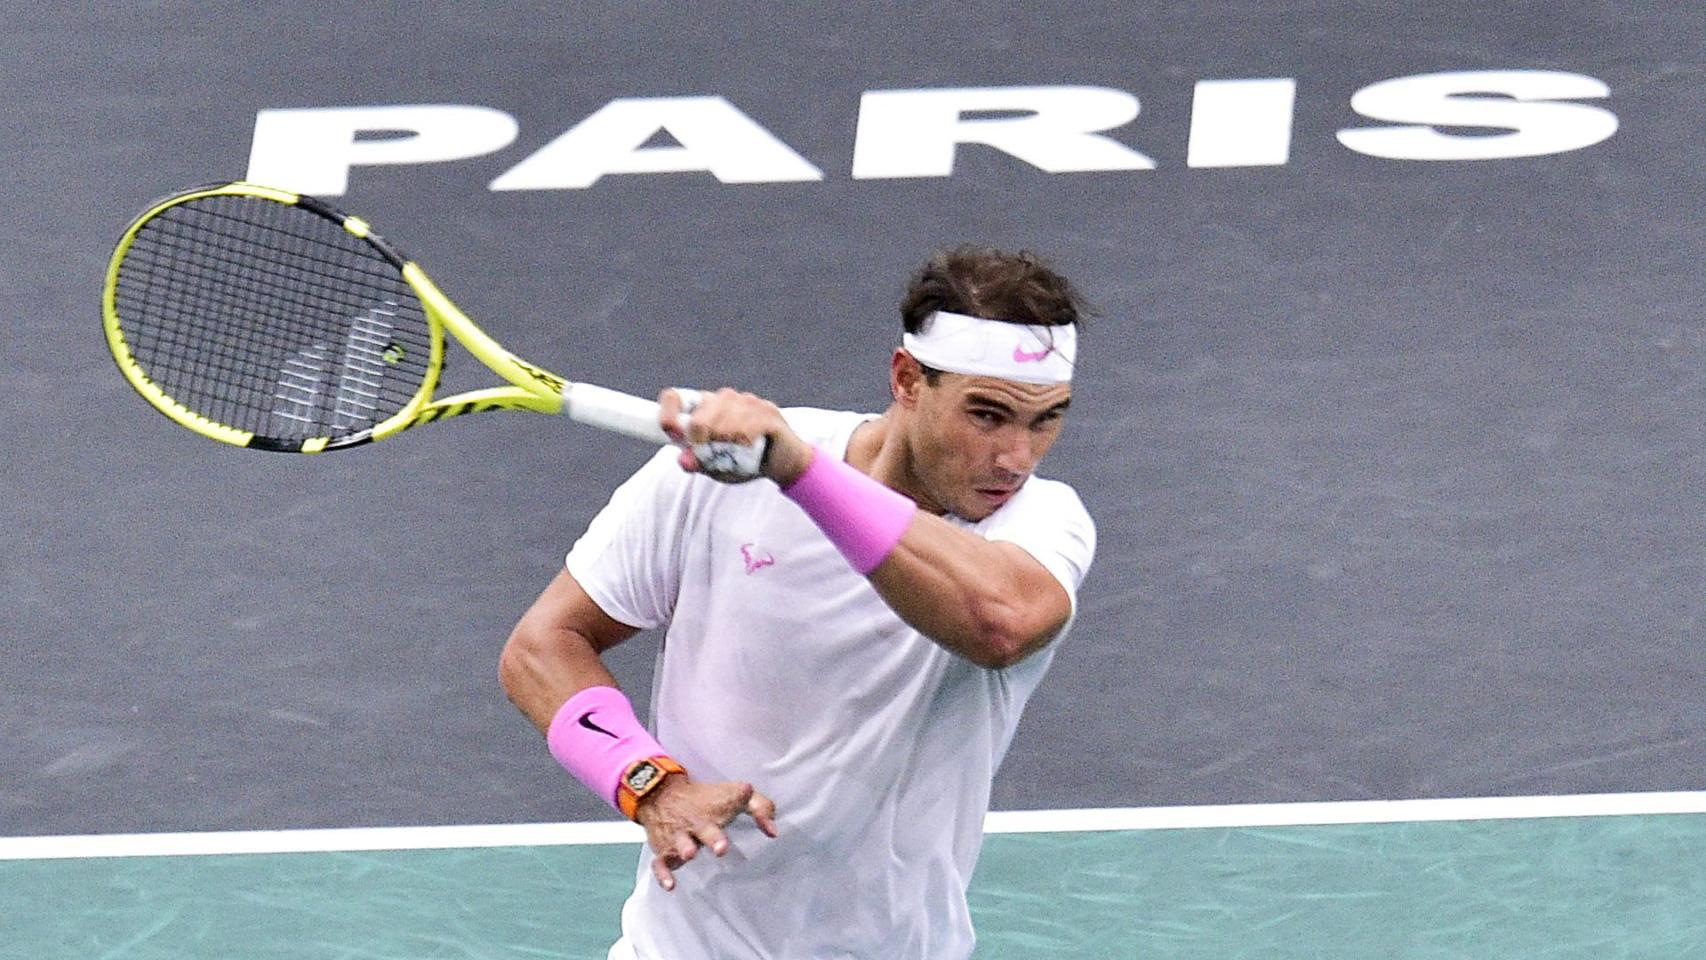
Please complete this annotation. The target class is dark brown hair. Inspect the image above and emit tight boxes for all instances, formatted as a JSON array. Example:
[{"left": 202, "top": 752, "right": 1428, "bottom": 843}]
[{"left": 900, "top": 246, "right": 1086, "bottom": 333}]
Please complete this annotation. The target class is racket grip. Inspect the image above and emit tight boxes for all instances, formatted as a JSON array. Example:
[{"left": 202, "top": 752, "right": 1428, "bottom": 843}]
[
  {"left": 671, "top": 388, "right": 768, "bottom": 479},
  {"left": 562, "top": 382, "right": 671, "bottom": 444},
  {"left": 561, "top": 383, "right": 768, "bottom": 479}
]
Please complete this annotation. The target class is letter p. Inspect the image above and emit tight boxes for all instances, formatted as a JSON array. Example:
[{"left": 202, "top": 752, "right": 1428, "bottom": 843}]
[{"left": 246, "top": 104, "right": 519, "bottom": 196}]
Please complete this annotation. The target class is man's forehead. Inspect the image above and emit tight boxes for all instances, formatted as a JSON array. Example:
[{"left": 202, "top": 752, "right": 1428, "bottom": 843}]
[{"left": 941, "top": 371, "right": 1073, "bottom": 407}]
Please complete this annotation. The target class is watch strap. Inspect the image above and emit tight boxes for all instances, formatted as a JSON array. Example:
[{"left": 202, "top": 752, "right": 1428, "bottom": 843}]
[{"left": 617, "top": 755, "right": 687, "bottom": 821}]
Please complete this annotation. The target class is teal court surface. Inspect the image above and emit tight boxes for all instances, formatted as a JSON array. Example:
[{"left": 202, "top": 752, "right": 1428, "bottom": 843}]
[{"left": 6, "top": 793, "right": 1704, "bottom": 959}]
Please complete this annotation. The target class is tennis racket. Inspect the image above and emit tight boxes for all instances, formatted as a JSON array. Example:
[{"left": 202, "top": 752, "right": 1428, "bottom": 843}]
[{"left": 101, "top": 181, "right": 763, "bottom": 473}]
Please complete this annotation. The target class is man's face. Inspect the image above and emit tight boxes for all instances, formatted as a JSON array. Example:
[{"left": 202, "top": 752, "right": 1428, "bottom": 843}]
[{"left": 899, "top": 360, "right": 1073, "bottom": 521}]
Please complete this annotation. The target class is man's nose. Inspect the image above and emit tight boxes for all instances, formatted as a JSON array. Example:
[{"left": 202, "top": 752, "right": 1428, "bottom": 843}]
[{"left": 993, "top": 427, "right": 1036, "bottom": 476}]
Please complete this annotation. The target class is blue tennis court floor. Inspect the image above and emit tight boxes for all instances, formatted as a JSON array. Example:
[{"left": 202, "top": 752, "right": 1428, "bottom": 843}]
[{"left": 7, "top": 794, "right": 1703, "bottom": 959}]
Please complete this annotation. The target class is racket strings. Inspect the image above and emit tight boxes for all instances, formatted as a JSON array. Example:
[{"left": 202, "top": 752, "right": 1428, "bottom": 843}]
[
  {"left": 125, "top": 217, "right": 391, "bottom": 423},
  {"left": 112, "top": 195, "right": 434, "bottom": 441}
]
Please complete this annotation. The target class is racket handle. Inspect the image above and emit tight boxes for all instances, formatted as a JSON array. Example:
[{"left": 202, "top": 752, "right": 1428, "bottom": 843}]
[
  {"left": 562, "top": 382, "right": 672, "bottom": 444},
  {"left": 670, "top": 388, "right": 768, "bottom": 479},
  {"left": 561, "top": 383, "right": 768, "bottom": 479}
]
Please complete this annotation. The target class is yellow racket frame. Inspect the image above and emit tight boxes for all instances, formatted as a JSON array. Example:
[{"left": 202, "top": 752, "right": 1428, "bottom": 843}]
[{"left": 102, "top": 182, "right": 568, "bottom": 453}]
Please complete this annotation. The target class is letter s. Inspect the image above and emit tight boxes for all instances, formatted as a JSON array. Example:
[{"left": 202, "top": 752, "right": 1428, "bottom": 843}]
[{"left": 1336, "top": 70, "right": 1617, "bottom": 161}]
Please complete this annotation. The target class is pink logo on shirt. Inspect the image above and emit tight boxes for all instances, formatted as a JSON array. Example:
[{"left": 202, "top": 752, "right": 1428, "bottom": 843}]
[
  {"left": 740, "top": 543, "right": 776, "bottom": 574},
  {"left": 1013, "top": 342, "right": 1052, "bottom": 363}
]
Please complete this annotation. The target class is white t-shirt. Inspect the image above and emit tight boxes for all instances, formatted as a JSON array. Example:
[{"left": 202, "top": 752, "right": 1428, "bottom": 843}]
[{"left": 565, "top": 407, "right": 1096, "bottom": 960}]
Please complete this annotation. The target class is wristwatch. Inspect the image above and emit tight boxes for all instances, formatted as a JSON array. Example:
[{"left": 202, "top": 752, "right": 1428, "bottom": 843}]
[{"left": 617, "top": 755, "right": 687, "bottom": 821}]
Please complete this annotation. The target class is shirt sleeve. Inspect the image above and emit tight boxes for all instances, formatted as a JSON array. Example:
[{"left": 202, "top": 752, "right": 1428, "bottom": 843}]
[
  {"left": 564, "top": 447, "right": 697, "bottom": 630},
  {"left": 977, "top": 478, "right": 1097, "bottom": 618}
]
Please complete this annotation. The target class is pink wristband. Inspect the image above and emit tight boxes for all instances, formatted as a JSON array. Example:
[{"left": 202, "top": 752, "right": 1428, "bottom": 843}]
[
  {"left": 781, "top": 446, "right": 918, "bottom": 574},
  {"left": 547, "top": 686, "right": 667, "bottom": 813}
]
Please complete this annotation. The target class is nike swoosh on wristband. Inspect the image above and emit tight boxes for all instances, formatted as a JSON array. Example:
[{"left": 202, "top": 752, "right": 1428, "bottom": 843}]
[
  {"left": 1013, "top": 343, "right": 1052, "bottom": 363},
  {"left": 577, "top": 712, "right": 619, "bottom": 738}
]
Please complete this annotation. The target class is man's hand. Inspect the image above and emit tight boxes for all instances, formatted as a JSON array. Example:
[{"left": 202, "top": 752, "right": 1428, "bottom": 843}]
[
  {"left": 635, "top": 774, "right": 779, "bottom": 891},
  {"left": 659, "top": 388, "right": 815, "bottom": 486}
]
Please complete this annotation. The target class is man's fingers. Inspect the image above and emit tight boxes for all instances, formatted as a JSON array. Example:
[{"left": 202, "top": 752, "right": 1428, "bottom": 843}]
[
  {"left": 657, "top": 389, "right": 686, "bottom": 443},
  {"left": 651, "top": 855, "right": 677, "bottom": 892},
  {"left": 680, "top": 388, "right": 724, "bottom": 446},
  {"left": 641, "top": 781, "right": 777, "bottom": 893},
  {"left": 694, "top": 822, "right": 731, "bottom": 857},
  {"left": 647, "top": 829, "right": 697, "bottom": 866},
  {"left": 678, "top": 388, "right": 771, "bottom": 446},
  {"left": 706, "top": 781, "right": 753, "bottom": 821},
  {"left": 747, "top": 790, "right": 780, "bottom": 838}
]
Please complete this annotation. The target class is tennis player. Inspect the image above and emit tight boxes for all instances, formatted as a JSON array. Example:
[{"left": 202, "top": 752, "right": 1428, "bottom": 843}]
[{"left": 499, "top": 247, "right": 1097, "bottom": 959}]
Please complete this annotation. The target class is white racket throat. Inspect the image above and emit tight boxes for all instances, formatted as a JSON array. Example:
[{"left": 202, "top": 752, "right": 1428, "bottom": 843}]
[{"left": 562, "top": 383, "right": 767, "bottom": 479}]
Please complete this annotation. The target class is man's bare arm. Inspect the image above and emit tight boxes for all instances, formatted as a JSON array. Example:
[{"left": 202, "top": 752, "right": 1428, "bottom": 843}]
[
  {"left": 499, "top": 569, "right": 637, "bottom": 733},
  {"left": 868, "top": 519, "right": 1070, "bottom": 669},
  {"left": 661, "top": 389, "right": 1070, "bottom": 670},
  {"left": 499, "top": 568, "right": 778, "bottom": 890}
]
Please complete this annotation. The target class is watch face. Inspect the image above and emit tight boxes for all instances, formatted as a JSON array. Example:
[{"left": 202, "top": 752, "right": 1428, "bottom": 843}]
[{"left": 625, "top": 761, "right": 661, "bottom": 793}]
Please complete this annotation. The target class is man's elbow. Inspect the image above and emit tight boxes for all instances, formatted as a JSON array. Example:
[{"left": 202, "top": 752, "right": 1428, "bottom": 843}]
[
  {"left": 960, "top": 607, "right": 1048, "bottom": 670},
  {"left": 965, "top": 638, "right": 1028, "bottom": 670},
  {"left": 497, "top": 620, "right": 542, "bottom": 700},
  {"left": 962, "top": 593, "right": 1064, "bottom": 668}
]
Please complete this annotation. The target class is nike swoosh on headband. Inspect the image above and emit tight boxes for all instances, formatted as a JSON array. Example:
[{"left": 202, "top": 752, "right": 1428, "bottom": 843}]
[{"left": 902, "top": 311, "right": 1076, "bottom": 384}]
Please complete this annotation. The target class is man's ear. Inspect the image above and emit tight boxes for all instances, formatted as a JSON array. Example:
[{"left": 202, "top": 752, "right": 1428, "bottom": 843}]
[{"left": 891, "top": 348, "right": 924, "bottom": 407}]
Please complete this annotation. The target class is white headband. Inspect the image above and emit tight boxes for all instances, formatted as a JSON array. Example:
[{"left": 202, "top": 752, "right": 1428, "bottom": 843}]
[{"left": 901, "top": 311, "right": 1076, "bottom": 385}]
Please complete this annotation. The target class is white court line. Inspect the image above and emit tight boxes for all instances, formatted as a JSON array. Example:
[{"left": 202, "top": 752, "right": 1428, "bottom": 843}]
[{"left": 4, "top": 791, "right": 1705, "bottom": 862}]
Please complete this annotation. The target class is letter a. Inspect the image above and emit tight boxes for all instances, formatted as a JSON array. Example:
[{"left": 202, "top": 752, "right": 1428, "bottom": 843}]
[{"left": 491, "top": 97, "right": 823, "bottom": 190}]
